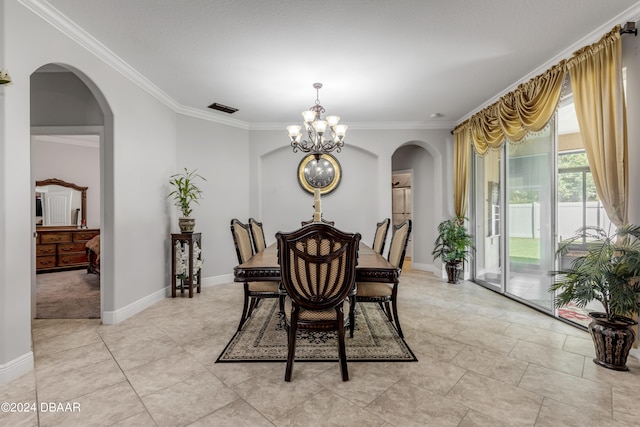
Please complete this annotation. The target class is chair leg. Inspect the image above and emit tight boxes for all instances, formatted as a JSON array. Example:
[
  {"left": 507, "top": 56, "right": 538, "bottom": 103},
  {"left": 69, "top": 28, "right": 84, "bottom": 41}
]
[
  {"left": 337, "top": 306, "right": 349, "bottom": 381},
  {"left": 391, "top": 298, "right": 404, "bottom": 338},
  {"left": 349, "top": 296, "right": 356, "bottom": 338},
  {"left": 248, "top": 297, "right": 258, "bottom": 317},
  {"left": 285, "top": 309, "right": 299, "bottom": 382},
  {"left": 237, "top": 285, "right": 251, "bottom": 331},
  {"left": 379, "top": 301, "right": 393, "bottom": 322}
]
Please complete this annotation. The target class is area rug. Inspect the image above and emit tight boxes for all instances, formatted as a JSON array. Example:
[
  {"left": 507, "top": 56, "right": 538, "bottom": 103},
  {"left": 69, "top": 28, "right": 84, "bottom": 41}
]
[
  {"left": 558, "top": 302, "right": 592, "bottom": 328},
  {"left": 216, "top": 299, "right": 417, "bottom": 363},
  {"left": 36, "top": 269, "right": 100, "bottom": 319}
]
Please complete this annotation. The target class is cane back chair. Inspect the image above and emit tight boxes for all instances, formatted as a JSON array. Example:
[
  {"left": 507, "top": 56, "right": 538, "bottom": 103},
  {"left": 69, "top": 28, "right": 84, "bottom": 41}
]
[
  {"left": 276, "top": 223, "right": 361, "bottom": 381},
  {"left": 372, "top": 218, "right": 391, "bottom": 255},
  {"left": 301, "top": 217, "right": 335, "bottom": 226},
  {"left": 230, "top": 218, "right": 282, "bottom": 331},
  {"left": 248, "top": 217, "right": 267, "bottom": 253},
  {"left": 355, "top": 219, "right": 411, "bottom": 338}
]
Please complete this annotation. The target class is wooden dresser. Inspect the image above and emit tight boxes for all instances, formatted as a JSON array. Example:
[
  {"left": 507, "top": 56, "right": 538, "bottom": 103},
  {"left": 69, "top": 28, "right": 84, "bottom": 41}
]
[{"left": 36, "top": 228, "right": 100, "bottom": 272}]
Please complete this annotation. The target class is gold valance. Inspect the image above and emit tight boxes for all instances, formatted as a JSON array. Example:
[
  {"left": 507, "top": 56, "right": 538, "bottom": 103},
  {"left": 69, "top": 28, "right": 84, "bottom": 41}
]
[{"left": 455, "top": 61, "right": 566, "bottom": 155}]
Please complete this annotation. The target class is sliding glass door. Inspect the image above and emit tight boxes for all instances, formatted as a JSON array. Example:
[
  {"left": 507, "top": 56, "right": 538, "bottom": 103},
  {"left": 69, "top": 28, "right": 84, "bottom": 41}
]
[
  {"left": 504, "top": 124, "right": 555, "bottom": 311},
  {"left": 473, "top": 149, "right": 502, "bottom": 290}
]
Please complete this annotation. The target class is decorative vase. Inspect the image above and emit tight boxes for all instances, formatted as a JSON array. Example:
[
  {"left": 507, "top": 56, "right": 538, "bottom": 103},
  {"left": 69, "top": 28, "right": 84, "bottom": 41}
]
[
  {"left": 178, "top": 217, "right": 196, "bottom": 233},
  {"left": 446, "top": 261, "right": 462, "bottom": 284},
  {"left": 588, "top": 312, "right": 637, "bottom": 371}
]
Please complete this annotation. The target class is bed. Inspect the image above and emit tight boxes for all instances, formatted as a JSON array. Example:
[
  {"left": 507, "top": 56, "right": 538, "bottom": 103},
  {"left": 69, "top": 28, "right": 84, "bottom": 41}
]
[{"left": 85, "top": 234, "right": 100, "bottom": 274}]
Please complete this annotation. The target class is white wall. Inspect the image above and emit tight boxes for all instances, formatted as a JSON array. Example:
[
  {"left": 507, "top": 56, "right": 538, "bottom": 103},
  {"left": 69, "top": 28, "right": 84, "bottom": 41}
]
[{"left": 175, "top": 114, "right": 250, "bottom": 282}]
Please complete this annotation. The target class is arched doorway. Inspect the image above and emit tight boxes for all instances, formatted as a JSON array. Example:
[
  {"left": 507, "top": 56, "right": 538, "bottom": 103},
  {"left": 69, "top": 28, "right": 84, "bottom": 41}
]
[
  {"left": 391, "top": 142, "right": 442, "bottom": 274},
  {"left": 30, "top": 63, "right": 113, "bottom": 320}
]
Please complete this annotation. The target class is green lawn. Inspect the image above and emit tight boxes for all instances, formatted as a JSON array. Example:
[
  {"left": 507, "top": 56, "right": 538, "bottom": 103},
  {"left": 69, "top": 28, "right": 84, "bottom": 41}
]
[{"left": 509, "top": 237, "right": 540, "bottom": 263}]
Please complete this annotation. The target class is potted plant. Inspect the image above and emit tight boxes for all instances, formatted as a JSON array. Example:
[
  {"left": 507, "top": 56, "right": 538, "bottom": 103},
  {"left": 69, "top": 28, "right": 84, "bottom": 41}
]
[
  {"left": 550, "top": 224, "right": 640, "bottom": 371},
  {"left": 432, "top": 216, "right": 474, "bottom": 284},
  {"left": 168, "top": 168, "right": 206, "bottom": 233}
]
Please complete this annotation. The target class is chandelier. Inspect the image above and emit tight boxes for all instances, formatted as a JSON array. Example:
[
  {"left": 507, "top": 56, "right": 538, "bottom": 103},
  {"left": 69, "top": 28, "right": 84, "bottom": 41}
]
[{"left": 286, "top": 83, "right": 348, "bottom": 158}]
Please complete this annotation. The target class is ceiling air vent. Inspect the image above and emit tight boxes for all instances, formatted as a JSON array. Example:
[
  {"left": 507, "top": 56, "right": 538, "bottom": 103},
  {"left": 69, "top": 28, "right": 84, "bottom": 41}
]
[{"left": 207, "top": 102, "right": 239, "bottom": 114}]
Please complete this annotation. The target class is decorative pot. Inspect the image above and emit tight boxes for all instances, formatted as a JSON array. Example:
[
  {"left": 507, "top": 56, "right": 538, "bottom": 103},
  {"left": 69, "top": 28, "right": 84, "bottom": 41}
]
[
  {"left": 588, "top": 312, "right": 637, "bottom": 371},
  {"left": 178, "top": 217, "right": 196, "bottom": 233},
  {"left": 445, "top": 261, "right": 462, "bottom": 284}
]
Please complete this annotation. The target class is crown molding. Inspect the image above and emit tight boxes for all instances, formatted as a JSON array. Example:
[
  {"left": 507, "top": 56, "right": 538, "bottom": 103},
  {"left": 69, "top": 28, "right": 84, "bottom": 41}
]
[
  {"left": 18, "top": 0, "right": 460, "bottom": 133},
  {"left": 457, "top": 2, "right": 640, "bottom": 124},
  {"left": 19, "top": 0, "right": 184, "bottom": 110},
  {"left": 249, "top": 121, "right": 456, "bottom": 132},
  {"left": 19, "top": 0, "right": 255, "bottom": 130}
]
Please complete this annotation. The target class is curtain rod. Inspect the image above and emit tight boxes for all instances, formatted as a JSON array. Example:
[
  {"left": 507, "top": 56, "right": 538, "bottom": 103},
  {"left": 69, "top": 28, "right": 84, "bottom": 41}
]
[{"left": 620, "top": 21, "right": 637, "bottom": 36}]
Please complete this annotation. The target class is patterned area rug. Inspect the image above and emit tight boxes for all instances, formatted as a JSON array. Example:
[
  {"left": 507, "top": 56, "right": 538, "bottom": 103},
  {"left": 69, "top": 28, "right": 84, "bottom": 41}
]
[
  {"left": 216, "top": 299, "right": 417, "bottom": 363},
  {"left": 558, "top": 302, "right": 592, "bottom": 328},
  {"left": 36, "top": 269, "right": 100, "bottom": 319}
]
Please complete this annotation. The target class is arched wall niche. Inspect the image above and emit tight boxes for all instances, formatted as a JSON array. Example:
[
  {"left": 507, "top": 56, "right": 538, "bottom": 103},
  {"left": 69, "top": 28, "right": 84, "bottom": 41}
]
[{"left": 257, "top": 144, "right": 379, "bottom": 245}]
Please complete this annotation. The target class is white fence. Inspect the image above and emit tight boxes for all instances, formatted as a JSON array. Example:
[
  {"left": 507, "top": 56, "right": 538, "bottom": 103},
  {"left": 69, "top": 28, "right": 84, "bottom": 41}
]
[{"left": 508, "top": 202, "right": 612, "bottom": 239}]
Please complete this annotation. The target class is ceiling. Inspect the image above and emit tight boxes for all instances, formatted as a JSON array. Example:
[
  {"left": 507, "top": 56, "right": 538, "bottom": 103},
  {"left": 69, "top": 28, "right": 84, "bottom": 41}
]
[{"left": 41, "top": 0, "right": 640, "bottom": 129}]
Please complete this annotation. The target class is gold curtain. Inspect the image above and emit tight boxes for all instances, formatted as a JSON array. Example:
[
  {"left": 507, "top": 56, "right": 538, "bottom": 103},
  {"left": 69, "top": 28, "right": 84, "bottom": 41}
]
[
  {"left": 453, "top": 124, "right": 470, "bottom": 217},
  {"left": 566, "top": 26, "right": 628, "bottom": 227}
]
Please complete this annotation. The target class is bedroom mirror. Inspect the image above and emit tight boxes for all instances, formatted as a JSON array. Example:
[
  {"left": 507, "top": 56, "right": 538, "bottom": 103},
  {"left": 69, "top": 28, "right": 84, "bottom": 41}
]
[{"left": 35, "top": 178, "right": 87, "bottom": 227}]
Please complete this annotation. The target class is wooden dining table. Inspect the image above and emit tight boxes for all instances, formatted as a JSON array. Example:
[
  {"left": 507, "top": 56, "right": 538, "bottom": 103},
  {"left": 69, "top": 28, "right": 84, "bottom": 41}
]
[{"left": 233, "top": 242, "right": 399, "bottom": 284}]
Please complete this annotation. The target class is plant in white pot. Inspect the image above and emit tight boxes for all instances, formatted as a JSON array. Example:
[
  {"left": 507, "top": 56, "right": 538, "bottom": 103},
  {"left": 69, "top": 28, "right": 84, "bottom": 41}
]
[
  {"left": 432, "top": 216, "right": 475, "bottom": 284},
  {"left": 168, "top": 168, "right": 206, "bottom": 233},
  {"left": 550, "top": 224, "right": 640, "bottom": 371}
]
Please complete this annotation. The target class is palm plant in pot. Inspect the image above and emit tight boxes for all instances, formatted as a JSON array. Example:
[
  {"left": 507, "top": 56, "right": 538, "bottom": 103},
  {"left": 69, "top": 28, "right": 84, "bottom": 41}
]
[
  {"left": 550, "top": 224, "right": 640, "bottom": 371},
  {"left": 432, "top": 216, "right": 475, "bottom": 284},
  {"left": 168, "top": 168, "right": 206, "bottom": 233}
]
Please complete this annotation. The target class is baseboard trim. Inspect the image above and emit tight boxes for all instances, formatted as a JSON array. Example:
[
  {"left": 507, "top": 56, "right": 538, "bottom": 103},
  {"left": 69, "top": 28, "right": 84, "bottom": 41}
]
[
  {"left": 101, "top": 274, "right": 234, "bottom": 324},
  {"left": 0, "top": 351, "right": 34, "bottom": 385},
  {"left": 410, "top": 262, "right": 439, "bottom": 274},
  {"left": 202, "top": 273, "right": 234, "bottom": 287},
  {"left": 102, "top": 287, "right": 166, "bottom": 325}
]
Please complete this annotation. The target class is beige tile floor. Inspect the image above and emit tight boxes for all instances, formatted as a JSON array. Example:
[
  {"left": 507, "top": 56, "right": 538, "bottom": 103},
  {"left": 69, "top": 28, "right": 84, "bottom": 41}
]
[{"left": 2, "top": 269, "right": 640, "bottom": 426}]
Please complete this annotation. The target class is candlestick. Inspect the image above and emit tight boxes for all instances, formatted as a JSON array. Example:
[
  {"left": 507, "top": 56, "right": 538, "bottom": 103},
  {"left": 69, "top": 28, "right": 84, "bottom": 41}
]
[{"left": 313, "top": 188, "right": 322, "bottom": 221}]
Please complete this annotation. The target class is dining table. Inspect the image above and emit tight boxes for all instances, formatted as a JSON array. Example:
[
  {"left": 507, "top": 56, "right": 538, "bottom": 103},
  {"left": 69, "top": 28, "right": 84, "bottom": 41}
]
[{"left": 233, "top": 241, "right": 399, "bottom": 284}]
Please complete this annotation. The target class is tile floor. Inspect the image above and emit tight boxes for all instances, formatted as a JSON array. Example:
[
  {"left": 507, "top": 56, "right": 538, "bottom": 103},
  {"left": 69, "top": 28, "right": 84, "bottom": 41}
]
[{"left": 2, "top": 269, "right": 640, "bottom": 426}]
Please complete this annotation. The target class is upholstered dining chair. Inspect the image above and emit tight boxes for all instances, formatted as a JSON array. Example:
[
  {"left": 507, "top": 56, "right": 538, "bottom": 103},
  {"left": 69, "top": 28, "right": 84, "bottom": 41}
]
[
  {"left": 248, "top": 217, "right": 266, "bottom": 253},
  {"left": 355, "top": 219, "right": 412, "bottom": 338},
  {"left": 372, "top": 218, "right": 391, "bottom": 255},
  {"left": 301, "top": 217, "right": 335, "bottom": 226},
  {"left": 276, "top": 223, "right": 361, "bottom": 382},
  {"left": 230, "top": 218, "right": 282, "bottom": 331}
]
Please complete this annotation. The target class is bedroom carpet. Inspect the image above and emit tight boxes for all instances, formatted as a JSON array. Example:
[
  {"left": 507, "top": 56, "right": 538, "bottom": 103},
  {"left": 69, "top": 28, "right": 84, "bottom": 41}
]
[
  {"left": 216, "top": 298, "right": 417, "bottom": 363},
  {"left": 36, "top": 269, "right": 100, "bottom": 319}
]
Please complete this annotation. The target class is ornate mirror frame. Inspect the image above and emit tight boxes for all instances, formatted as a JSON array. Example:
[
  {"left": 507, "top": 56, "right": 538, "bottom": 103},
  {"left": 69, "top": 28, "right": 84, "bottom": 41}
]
[{"left": 35, "top": 178, "right": 88, "bottom": 228}]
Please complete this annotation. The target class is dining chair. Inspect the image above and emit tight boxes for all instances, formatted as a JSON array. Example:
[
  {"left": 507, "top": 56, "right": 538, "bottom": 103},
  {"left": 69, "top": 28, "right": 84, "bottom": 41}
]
[
  {"left": 248, "top": 217, "right": 266, "bottom": 253},
  {"left": 276, "top": 223, "right": 361, "bottom": 382},
  {"left": 372, "top": 218, "right": 391, "bottom": 255},
  {"left": 355, "top": 219, "right": 412, "bottom": 338},
  {"left": 301, "top": 217, "right": 335, "bottom": 226},
  {"left": 230, "top": 218, "right": 282, "bottom": 331}
]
